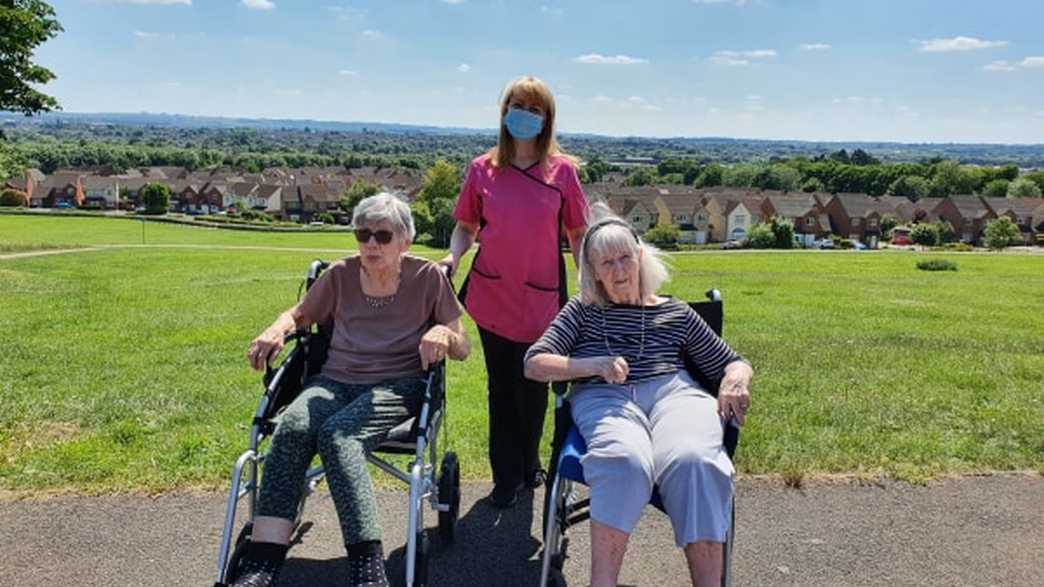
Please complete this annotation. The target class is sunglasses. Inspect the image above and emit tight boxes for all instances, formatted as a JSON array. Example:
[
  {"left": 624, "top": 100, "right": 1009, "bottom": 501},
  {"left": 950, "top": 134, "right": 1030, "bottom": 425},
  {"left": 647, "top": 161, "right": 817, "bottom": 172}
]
[{"left": 354, "top": 228, "right": 395, "bottom": 245}]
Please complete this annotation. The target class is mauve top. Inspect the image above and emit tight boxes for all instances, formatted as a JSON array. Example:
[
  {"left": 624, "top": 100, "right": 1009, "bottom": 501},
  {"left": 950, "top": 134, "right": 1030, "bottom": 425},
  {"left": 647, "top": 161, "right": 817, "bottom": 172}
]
[
  {"left": 296, "top": 255, "right": 463, "bottom": 384},
  {"left": 453, "top": 153, "right": 589, "bottom": 343}
]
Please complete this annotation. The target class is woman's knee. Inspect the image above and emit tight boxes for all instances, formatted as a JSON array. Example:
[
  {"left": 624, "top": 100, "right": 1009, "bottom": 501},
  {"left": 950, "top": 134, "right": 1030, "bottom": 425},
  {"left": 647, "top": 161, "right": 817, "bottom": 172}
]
[
  {"left": 586, "top": 448, "right": 654, "bottom": 497},
  {"left": 316, "top": 418, "right": 365, "bottom": 457}
]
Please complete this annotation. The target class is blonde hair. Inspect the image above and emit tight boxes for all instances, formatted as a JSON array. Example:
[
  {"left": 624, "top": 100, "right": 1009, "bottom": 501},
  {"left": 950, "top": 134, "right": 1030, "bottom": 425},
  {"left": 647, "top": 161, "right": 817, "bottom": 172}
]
[
  {"left": 488, "top": 76, "right": 578, "bottom": 171},
  {"left": 579, "top": 202, "right": 670, "bottom": 306}
]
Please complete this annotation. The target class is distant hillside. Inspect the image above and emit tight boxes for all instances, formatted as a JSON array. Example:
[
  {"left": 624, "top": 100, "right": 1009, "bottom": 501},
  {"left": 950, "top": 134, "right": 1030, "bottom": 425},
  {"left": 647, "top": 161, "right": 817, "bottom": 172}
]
[{"left": 3, "top": 110, "right": 1043, "bottom": 167}]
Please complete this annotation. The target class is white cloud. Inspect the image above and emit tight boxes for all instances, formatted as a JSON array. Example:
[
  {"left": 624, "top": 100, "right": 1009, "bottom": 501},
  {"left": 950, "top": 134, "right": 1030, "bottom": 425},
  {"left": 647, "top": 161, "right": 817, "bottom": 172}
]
[
  {"left": 573, "top": 53, "right": 648, "bottom": 65},
  {"left": 440, "top": 0, "right": 466, "bottom": 4},
  {"left": 799, "top": 43, "right": 831, "bottom": 51},
  {"left": 1019, "top": 56, "right": 1044, "bottom": 68},
  {"left": 338, "top": 69, "right": 358, "bottom": 76},
  {"left": 457, "top": 63, "right": 471, "bottom": 72},
  {"left": 983, "top": 60, "right": 1017, "bottom": 72},
  {"left": 917, "top": 36, "right": 1008, "bottom": 52},
  {"left": 708, "top": 49, "right": 774, "bottom": 66},
  {"left": 240, "top": 0, "right": 275, "bottom": 10},
  {"left": 540, "top": 5, "right": 564, "bottom": 17},
  {"left": 593, "top": 94, "right": 613, "bottom": 102},
  {"left": 134, "top": 30, "right": 161, "bottom": 39},
  {"left": 627, "top": 96, "right": 646, "bottom": 103},
  {"left": 361, "top": 29, "right": 384, "bottom": 39},
  {"left": 118, "top": 0, "right": 191, "bottom": 5},
  {"left": 1034, "top": 111, "right": 1044, "bottom": 119},
  {"left": 692, "top": 0, "right": 748, "bottom": 5}
]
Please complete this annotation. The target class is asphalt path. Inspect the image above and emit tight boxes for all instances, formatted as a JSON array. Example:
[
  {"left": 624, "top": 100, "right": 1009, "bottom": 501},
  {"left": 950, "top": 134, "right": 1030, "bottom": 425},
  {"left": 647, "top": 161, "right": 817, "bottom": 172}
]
[{"left": 2, "top": 475, "right": 1041, "bottom": 587}]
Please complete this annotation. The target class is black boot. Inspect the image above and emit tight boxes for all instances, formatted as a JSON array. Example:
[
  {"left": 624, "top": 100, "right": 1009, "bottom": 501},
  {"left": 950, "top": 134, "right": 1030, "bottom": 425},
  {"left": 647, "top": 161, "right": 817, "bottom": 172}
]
[
  {"left": 231, "top": 542, "right": 288, "bottom": 587},
  {"left": 346, "top": 540, "right": 389, "bottom": 587}
]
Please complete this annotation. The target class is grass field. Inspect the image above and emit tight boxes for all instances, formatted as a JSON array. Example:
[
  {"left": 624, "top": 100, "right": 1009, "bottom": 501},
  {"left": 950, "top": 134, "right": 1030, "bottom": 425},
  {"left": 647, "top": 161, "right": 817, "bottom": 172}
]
[{"left": 1, "top": 216, "right": 1042, "bottom": 493}]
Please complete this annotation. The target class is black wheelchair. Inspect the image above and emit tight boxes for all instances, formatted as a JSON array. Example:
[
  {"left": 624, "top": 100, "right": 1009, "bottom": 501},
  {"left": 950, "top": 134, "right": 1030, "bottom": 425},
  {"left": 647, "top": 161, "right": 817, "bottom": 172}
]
[
  {"left": 214, "top": 260, "right": 461, "bottom": 587},
  {"left": 538, "top": 289, "right": 741, "bottom": 587}
]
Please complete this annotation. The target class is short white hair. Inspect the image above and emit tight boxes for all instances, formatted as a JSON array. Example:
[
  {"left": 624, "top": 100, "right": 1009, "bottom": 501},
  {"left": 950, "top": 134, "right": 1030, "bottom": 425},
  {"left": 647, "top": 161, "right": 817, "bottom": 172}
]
[
  {"left": 578, "top": 202, "right": 670, "bottom": 306},
  {"left": 352, "top": 192, "right": 415, "bottom": 240}
]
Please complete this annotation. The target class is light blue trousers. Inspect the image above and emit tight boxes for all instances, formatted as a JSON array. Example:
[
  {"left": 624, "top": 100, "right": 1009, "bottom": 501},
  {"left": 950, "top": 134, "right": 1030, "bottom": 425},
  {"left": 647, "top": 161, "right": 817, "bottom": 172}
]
[{"left": 570, "top": 371, "right": 734, "bottom": 546}]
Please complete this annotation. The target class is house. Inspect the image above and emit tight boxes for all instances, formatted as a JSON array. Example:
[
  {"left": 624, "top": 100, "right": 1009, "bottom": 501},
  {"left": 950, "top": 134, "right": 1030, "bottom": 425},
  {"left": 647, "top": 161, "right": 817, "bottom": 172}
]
[
  {"left": 298, "top": 183, "right": 342, "bottom": 219},
  {"left": 224, "top": 182, "right": 260, "bottom": 209},
  {"left": 618, "top": 198, "right": 659, "bottom": 233},
  {"left": 982, "top": 197, "right": 1043, "bottom": 243},
  {"left": 34, "top": 173, "right": 84, "bottom": 208},
  {"left": 81, "top": 176, "right": 119, "bottom": 208},
  {"left": 697, "top": 188, "right": 761, "bottom": 242},
  {"left": 194, "top": 182, "right": 228, "bottom": 214},
  {"left": 823, "top": 193, "right": 895, "bottom": 247},
  {"left": 932, "top": 196, "right": 996, "bottom": 244},
  {"left": 723, "top": 200, "right": 755, "bottom": 241},
  {"left": 1032, "top": 200, "right": 1044, "bottom": 234},
  {"left": 761, "top": 194, "right": 831, "bottom": 245},
  {"left": 654, "top": 192, "right": 705, "bottom": 243}
]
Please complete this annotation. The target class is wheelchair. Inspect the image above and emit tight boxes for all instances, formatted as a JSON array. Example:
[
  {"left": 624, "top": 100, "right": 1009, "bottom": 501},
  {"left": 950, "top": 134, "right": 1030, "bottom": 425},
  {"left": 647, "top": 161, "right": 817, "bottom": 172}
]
[
  {"left": 214, "top": 260, "right": 461, "bottom": 587},
  {"left": 538, "top": 289, "right": 741, "bottom": 587}
]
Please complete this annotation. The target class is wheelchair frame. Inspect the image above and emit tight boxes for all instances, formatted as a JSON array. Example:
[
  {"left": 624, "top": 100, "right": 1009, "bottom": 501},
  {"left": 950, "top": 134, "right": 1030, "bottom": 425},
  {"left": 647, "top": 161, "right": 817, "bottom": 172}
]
[
  {"left": 214, "top": 260, "right": 460, "bottom": 587},
  {"left": 538, "top": 289, "right": 740, "bottom": 587}
]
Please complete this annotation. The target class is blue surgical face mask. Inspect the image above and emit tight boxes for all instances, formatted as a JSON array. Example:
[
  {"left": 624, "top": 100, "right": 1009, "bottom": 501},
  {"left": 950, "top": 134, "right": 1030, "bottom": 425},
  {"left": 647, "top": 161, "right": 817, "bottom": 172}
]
[{"left": 504, "top": 107, "right": 545, "bottom": 141}]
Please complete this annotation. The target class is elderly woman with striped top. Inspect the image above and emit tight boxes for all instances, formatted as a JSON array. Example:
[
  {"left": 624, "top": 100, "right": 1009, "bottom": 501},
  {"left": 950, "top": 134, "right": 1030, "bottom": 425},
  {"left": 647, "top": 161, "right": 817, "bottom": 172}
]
[{"left": 524, "top": 204, "right": 754, "bottom": 587}]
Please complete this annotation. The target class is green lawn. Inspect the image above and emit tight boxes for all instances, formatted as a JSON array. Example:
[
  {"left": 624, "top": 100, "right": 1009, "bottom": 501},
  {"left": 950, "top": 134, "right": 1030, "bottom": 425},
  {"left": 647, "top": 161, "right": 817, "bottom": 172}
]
[{"left": 1, "top": 216, "right": 1042, "bottom": 493}]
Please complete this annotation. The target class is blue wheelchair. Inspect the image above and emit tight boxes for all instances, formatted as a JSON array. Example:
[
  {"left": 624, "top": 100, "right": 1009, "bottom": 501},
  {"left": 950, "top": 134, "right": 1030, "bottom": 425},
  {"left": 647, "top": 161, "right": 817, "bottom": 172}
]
[{"left": 538, "top": 289, "right": 740, "bottom": 587}]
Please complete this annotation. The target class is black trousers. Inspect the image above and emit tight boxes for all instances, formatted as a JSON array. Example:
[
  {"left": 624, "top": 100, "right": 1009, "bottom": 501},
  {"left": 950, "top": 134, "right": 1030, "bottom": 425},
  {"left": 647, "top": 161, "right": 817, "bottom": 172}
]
[{"left": 478, "top": 326, "right": 549, "bottom": 491}]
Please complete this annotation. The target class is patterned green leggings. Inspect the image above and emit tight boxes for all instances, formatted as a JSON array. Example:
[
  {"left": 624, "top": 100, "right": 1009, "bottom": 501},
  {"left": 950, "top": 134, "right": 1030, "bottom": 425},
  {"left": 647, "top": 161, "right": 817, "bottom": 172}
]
[{"left": 257, "top": 374, "right": 424, "bottom": 547}]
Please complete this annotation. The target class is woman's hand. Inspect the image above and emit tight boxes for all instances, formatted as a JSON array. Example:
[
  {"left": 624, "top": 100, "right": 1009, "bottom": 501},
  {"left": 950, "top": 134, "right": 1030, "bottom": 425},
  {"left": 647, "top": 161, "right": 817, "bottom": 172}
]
[
  {"left": 438, "top": 253, "right": 457, "bottom": 279},
  {"left": 419, "top": 324, "right": 456, "bottom": 369},
  {"left": 717, "top": 361, "right": 753, "bottom": 426},
  {"left": 590, "top": 356, "right": 629, "bottom": 384},
  {"left": 247, "top": 328, "right": 286, "bottom": 371}
]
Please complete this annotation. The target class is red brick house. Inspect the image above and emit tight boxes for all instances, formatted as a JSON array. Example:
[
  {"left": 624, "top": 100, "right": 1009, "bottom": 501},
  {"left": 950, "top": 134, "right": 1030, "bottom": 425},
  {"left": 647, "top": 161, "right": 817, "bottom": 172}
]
[{"left": 932, "top": 196, "right": 996, "bottom": 244}]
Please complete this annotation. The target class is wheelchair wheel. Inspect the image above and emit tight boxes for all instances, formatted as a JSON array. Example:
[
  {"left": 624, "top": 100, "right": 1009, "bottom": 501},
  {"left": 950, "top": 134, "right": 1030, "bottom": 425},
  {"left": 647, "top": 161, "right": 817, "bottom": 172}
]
[
  {"left": 223, "top": 522, "right": 253, "bottom": 583},
  {"left": 548, "top": 568, "right": 567, "bottom": 587},
  {"left": 414, "top": 531, "right": 430, "bottom": 587},
  {"left": 437, "top": 451, "right": 460, "bottom": 544}
]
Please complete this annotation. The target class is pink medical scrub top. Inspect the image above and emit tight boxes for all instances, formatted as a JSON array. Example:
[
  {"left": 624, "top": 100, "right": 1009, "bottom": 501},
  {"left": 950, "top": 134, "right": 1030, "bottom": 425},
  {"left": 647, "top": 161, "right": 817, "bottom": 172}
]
[{"left": 454, "top": 153, "right": 589, "bottom": 343}]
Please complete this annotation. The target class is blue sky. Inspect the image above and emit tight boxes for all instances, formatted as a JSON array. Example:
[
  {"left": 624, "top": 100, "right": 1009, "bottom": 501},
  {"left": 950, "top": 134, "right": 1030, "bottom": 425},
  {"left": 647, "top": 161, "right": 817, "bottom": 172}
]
[{"left": 35, "top": 0, "right": 1044, "bottom": 143}]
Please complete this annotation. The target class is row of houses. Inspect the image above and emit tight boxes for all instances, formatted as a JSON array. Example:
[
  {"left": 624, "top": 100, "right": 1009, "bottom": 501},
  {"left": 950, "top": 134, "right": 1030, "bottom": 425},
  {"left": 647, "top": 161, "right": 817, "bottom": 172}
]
[
  {"left": 3, "top": 165, "right": 425, "bottom": 222},
  {"left": 588, "top": 186, "right": 1044, "bottom": 246},
  {"left": 6, "top": 166, "right": 1043, "bottom": 244}
]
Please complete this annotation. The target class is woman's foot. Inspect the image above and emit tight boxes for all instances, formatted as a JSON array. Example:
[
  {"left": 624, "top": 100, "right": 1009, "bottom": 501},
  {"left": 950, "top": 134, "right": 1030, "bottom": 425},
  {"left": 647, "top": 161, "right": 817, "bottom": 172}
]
[
  {"left": 230, "top": 557, "right": 282, "bottom": 587},
  {"left": 488, "top": 483, "right": 521, "bottom": 509},
  {"left": 230, "top": 541, "right": 288, "bottom": 587},
  {"left": 347, "top": 541, "right": 389, "bottom": 587}
]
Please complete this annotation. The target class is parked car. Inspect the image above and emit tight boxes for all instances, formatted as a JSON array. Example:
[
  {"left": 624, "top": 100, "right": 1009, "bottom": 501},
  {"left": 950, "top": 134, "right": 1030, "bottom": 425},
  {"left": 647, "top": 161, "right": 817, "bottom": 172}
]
[
  {"left": 720, "top": 239, "right": 746, "bottom": 250},
  {"left": 853, "top": 241, "right": 868, "bottom": 251},
  {"left": 309, "top": 221, "right": 325, "bottom": 227},
  {"left": 55, "top": 202, "right": 74, "bottom": 209},
  {"left": 817, "top": 239, "right": 836, "bottom": 249}
]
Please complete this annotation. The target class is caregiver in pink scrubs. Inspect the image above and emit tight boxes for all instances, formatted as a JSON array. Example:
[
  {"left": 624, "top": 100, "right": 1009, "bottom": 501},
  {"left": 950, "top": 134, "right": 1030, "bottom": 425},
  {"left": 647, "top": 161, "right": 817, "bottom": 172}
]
[{"left": 444, "top": 76, "right": 589, "bottom": 508}]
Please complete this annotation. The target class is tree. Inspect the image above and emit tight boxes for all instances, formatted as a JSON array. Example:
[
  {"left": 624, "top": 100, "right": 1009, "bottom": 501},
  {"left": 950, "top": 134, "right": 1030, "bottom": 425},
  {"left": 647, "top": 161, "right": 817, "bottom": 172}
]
[
  {"left": 850, "top": 149, "right": 880, "bottom": 166},
  {"left": 1007, "top": 177, "right": 1042, "bottom": 199},
  {"left": 984, "top": 217, "right": 1021, "bottom": 250},
  {"left": 769, "top": 216, "right": 795, "bottom": 249},
  {"left": 693, "top": 164, "right": 724, "bottom": 188},
  {"left": 910, "top": 223, "right": 940, "bottom": 247},
  {"left": 800, "top": 177, "right": 825, "bottom": 193},
  {"left": 888, "top": 175, "right": 930, "bottom": 201},
  {"left": 880, "top": 214, "right": 900, "bottom": 238},
  {"left": 140, "top": 182, "right": 171, "bottom": 215},
  {"left": 1021, "top": 171, "right": 1044, "bottom": 193},
  {"left": 0, "top": 188, "right": 28, "bottom": 206},
  {"left": 340, "top": 179, "right": 380, "bottom": 213},
  {"left": 722, "top": 164, "right": 759, "bottom": 188},
  {"left": 747, "top": 223, "right": 775, "bottom": 249},
  {"left": 934, "top": 219, "right": 956, "bottom": 244},
  {"left": 0, "top": 1, "right": 63, "bottom": 115},
  {"left": 753, "top": 165, "right": 800, "bottom": 192},
  {"left": 929, "top": 160, "right": 979, "bottom": 197},
  {"left": 623, "top": 167, "right": 656, "bottom": 187},
  {"left": 981, "top": 179, "right": 1010, "bottom": 199},
  {"left": 644, "top": 224, "right": 680, "bottom": 249},
  {"left": 413, "top": 160, "right": 460, "bottom": 247}
]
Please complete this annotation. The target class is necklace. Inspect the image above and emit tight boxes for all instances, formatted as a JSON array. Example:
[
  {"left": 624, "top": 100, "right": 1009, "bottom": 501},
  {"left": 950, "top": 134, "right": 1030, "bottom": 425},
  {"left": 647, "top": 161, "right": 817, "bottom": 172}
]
[
  {"left": 360, "top": 262, "right": 400, "bottom": 310},
  {"left": 364, "top": 293, "right": 396, "bottom": 309},
  {"left": 601, "top": 301, "right": 646, "bottom": 362}
]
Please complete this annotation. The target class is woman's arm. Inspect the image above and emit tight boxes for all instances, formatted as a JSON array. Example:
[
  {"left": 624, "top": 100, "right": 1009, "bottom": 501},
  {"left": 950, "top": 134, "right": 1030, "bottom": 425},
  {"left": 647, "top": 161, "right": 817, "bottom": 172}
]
[
  {"left": 717, "top": 360, "right": 754, "bottom": 426},
  {"left": 440, "top": 220, "right": 479, "bottom": 278},
  {"left": 247, "top": 305, "right": 310, "bottom": 371},
  {"left": 565, "top": 225, "right": 586, "bottom": 268},
  {"left": 525, "top": 353, "right": 628, "bottom": 384},
  {"left": 419, "top": 318, "right": 470, "bottom": 369}
]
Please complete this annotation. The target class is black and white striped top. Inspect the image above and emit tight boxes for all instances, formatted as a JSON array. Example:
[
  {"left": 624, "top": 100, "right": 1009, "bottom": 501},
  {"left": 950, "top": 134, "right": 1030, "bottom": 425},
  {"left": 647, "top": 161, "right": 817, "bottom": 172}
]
[{"left": 525, "top": 295, "right": 743, "bottom": 384}]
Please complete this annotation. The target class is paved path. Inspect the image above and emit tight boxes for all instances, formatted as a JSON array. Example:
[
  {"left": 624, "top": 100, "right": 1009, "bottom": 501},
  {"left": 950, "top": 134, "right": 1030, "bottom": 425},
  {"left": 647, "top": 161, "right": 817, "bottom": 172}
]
[{"left": 2, "top": 476, "right": 1041, "bottom": 587}]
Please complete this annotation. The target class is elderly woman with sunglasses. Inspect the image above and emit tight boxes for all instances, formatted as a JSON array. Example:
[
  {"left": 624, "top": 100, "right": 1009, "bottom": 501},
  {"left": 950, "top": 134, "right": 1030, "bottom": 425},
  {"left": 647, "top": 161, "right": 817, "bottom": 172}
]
[
  {"left": 235, "top": 193, "right": 470, "bottom": 587},
  {"left": 524, "top": 204, "right": 753, "bottom": 587}
]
